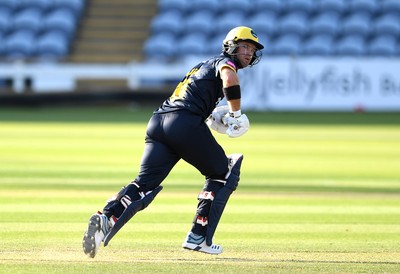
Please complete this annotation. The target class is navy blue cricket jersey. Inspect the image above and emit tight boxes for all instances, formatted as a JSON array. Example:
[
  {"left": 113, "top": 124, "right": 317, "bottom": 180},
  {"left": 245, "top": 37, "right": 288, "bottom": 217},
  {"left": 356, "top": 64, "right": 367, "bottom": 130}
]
[{"left": 155, "top": 53, "right": 239, "bottom": 120}]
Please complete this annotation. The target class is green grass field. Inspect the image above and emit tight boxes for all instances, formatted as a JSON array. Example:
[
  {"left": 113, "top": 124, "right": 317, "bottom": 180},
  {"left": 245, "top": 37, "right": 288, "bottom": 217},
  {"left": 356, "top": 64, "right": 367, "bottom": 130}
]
[{"left": 0, "top": 107, "right": 400, "bottom": 273}]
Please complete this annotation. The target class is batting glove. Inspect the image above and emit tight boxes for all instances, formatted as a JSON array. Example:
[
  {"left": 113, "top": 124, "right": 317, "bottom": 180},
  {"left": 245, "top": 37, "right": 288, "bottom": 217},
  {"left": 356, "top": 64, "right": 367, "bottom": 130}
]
[
  {"left": 222, "top": 110, "right": 250, "bottom": 138},
  {"left": 206, "top": 105, "right": 229, "bottom": 134}
]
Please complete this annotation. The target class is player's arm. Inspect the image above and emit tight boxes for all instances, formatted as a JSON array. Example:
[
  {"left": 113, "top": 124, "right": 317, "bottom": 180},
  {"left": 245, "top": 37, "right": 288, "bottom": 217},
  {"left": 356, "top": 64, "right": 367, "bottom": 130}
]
[
  {"left": 220, "top": 66, "right": 241, "bottom": 113},
  {"left": 219, "top": 66, "right": 250, "bottom": 138}
]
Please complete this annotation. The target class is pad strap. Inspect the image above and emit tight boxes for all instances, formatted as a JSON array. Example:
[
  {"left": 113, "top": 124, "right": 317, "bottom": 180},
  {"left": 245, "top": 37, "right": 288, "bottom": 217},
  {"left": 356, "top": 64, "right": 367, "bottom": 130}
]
[
  {"left": 120, "top": 195, "right": 132, "bottom": 208},
  {"left": 198, "top": 191, "right": 215, "bottom": 201}
]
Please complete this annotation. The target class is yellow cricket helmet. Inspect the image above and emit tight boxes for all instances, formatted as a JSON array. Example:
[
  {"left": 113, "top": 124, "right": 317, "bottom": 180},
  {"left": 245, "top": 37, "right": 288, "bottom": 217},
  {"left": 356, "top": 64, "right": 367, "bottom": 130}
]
[
  {"left": 223, "top": 26, "right": 264, "bottom": 50},
  {"left": 222, "top": 26, "right": 264, "bottom": 66}
]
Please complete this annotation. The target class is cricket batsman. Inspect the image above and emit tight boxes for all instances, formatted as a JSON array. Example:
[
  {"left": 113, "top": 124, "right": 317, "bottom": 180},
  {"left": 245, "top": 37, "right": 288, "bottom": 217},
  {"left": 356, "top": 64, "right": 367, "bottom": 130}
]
[{"left": 83, "top": 26, "right": 264, "bottom": 257}]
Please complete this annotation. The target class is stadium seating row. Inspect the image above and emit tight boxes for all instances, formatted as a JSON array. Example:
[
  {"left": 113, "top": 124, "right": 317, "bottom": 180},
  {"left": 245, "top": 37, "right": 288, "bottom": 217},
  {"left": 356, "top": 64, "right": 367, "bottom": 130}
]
[
  {"left": 0, "top": 30, "right": 70, "bottom": 61},
  {"left": 0, "top": 0, "right": 84, "bottom": 15},
  {"left": 158, "top": 0, "right": 400, "bottom": 17},
  {"left": 150, "top": 10, "right": 400, "bottom": 39},
  {"left": 0, "top": 0, "right": 85, "bottom": 61},
  {"left": 145, "top": 32, "right": 399, "bottom": 57},
  {"left": 0, "top": 7, "right": 80, "bottom": 38},
  {"left": 145, "top": 0, "right": 400, "bottom": 58}
]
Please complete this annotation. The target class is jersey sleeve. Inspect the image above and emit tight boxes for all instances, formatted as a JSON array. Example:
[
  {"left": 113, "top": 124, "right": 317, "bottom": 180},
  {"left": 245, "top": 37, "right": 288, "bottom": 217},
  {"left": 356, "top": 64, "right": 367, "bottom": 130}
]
[{"left": 216, "top": 58, "right": 238, "bottom": 75}]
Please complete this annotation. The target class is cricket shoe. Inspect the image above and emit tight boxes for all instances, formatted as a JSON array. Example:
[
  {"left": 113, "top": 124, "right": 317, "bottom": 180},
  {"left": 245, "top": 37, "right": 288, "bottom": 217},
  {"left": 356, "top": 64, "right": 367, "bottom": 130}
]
[
  {"left": 82, "top": 212, "right": 116, "bottom": 258},
  {"left": 182, "top": 232, "right": 223, "bottom": 255}
]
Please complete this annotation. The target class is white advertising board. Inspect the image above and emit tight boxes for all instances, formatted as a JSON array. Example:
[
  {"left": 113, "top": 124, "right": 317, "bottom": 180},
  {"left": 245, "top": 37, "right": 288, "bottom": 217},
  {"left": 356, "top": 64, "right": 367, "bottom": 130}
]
[{"left": 240, "top": 58, "right": 400, "bottom": 111}]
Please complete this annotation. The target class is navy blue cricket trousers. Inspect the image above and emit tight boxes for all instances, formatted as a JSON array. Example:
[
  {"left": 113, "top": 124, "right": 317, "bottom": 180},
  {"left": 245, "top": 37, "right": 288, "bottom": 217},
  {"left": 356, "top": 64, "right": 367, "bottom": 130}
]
[{"left": 135, "top": 110, "right": 229, "bottom": 192}]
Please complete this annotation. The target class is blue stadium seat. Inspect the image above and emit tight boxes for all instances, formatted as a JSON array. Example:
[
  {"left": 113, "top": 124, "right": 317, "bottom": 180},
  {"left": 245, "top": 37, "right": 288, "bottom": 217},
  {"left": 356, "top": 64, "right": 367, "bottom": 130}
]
[
  {"left": 303, "top": 34, "right": 334, "bottom": 56},
  {"left": 190, "top": 0, "right": 220, "bottom": 14},
  {"left": 177, "top": 33, "right": 208, "bottom": 56},
  {"left": 12, "top": 7, "right": 43, "bottom": 33},
  {"left": 367, "top": 34, "right": 398, "bottom": 56},
  {"left": 373, "top": 14, "right": 400, "bottom": 36},
  {"left": 220, "top": 0, "right": 252, "bottom": 14},
  {"left": 272, "top": 34, "right": 302, "bottom": 55},
  {"left": 285, "top": 0, "right": 315, "bottom": 15},
  {"left": 158, "top": 0, "right": 188, "bottom": 14},
  {"left": 0, "top": 7, "right": 12, "bottom": 33},
  {"left": 206, "top": 33, "right": 225, "bottom": 55},
  {"left": 254, "top": 0, "right": 283, "bottom": 15},
  {"left": 335, "top": 34, "right": 366, "bottom": 56},
  {"left": 43, "top": 8, "right": 77, "bottom": 38},
  {"left": 3, "top": 30, "right": 36, "bottom": 59},
  {"left": 0, "top": 32, "right": 4, "bottom": 55},
  {"left": 279, "top": 12, "right": 309, "bottom": 36},
  {"left": 54, "top": 0, "right": 85, "bottom": 15},
  {"left": 184, "top": 11, "right": 214, "bottom": 37},
  {"left": 216, "top": 11, "right": 245, "bottom": 35},
  {"left": 19, "top": 0, "right": 54, "bottom": 12},
  {"left": 317, "top": 0, "right": 346, "bottom": 14},
  {"left": 144, "top": 33, "right": 176, "bottom": 59},
  {"left": 310, "top": 11, "right": 340, "bottom": 35},
  {"left": 349, "top": 0, "right": 379, "bottom": 16},
  {"left": 381, "top": 0, "right": 400, "bottom": 15},
  {"left": 341, "top": 12, "right": 372, "bottom": 37},
  {"left": 0, "top": 32, "right": 4, "bottom": 57},
  {"left": 248, "top": 11, "right": 277, "bottom": 38},
  {"left": 0, "top": 0, "right": 20, "bottom": 10},
  {"left": 151, "top": 11, "right": 183, "bottom": 36},
  {"left": 35, "top": 30, "right": 69, "bottom": 60},
  {"left": 256, "top": 35, "right": 271, "bottom": 55}
]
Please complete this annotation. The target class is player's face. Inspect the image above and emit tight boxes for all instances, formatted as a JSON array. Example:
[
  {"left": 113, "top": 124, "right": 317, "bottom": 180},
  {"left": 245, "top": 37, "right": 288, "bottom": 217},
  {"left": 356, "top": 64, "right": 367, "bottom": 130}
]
[{"left": 236, "top": 41, "right": 257, "bottom": 68}]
